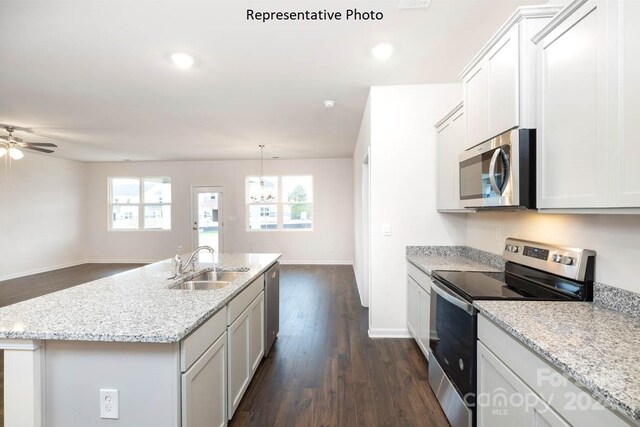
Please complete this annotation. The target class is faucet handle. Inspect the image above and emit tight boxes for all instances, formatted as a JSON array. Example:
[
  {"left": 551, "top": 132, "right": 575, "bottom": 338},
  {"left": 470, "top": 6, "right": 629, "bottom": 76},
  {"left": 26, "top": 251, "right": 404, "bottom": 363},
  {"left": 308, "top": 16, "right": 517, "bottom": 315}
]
[{"left": 175, "top": 245, "right": 183, "bottom": 256}]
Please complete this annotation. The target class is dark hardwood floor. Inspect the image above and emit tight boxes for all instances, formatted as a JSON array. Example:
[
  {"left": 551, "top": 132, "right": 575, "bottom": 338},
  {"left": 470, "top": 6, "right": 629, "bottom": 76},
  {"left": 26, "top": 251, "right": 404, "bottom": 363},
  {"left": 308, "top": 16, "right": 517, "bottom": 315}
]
[
  {"left": 0, "top": 263, "right": 145, "bottom": 427},
  {"left": 230, "top": 265, "right": 449, "bottom": 427}
]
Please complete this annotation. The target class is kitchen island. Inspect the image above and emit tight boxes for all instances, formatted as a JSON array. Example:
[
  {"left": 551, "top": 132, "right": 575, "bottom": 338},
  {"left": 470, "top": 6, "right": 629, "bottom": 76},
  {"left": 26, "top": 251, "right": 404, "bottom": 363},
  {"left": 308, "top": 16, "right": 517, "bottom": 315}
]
[{"left": 0, "top": 252, "right": 280, "bottom": 427}]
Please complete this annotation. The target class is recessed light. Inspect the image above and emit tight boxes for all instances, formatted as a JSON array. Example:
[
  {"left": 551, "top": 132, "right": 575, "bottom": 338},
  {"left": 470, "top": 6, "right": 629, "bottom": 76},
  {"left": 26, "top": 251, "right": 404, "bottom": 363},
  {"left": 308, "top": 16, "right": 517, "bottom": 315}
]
[
  {"left": 371, "top": 43, "right": 394, "bottom": 61},
  {"left": 272, "top": 156, "right": 280, "bottom": 159},
  {"left": 324, "top": 100, "right": 335, "bottom": 108},
  {"left": 171, "top": 53, "right": 195, "bottom": 69}
]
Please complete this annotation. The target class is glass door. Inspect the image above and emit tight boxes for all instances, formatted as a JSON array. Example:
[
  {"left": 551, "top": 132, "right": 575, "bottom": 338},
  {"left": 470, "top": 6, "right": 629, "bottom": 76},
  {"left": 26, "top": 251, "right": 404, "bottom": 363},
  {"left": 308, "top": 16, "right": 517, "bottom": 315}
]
[{"left": 192, "top": 186, "right": 223, "bottom": 253}]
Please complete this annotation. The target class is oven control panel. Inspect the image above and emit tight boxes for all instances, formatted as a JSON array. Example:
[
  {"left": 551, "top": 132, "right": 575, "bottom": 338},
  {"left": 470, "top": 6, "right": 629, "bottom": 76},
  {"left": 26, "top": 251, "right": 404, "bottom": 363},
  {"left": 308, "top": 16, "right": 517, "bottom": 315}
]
[
  {"left": 502, "top": 238, "right": 595, "bottom": 282},
  {"left": 522, "top": 246, "right": 549, "bottom": 260}
]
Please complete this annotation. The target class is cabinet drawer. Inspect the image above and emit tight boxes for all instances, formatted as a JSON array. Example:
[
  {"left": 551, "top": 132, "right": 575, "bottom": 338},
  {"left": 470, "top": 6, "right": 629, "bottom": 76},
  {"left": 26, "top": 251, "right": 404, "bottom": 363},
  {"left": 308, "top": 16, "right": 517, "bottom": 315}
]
[
  {"left": 407, "top": 262, "right": 431, "bottom": 294},
  {"left": 478, "top": 315, "right": 631, "bottom": 427},
  {"left": 227, "top": 275, "right": 264, "bottom": 326},
  {"left": 181, "top": 306, "right": 228, "bottom": 372}
]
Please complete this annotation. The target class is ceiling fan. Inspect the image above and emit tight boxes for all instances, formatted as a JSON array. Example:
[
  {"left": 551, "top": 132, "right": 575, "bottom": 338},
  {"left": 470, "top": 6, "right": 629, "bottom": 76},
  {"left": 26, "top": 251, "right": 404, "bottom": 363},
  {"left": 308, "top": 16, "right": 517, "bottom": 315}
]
[{"left": 0, "top": 126, "right": 58, "bottom": 159}]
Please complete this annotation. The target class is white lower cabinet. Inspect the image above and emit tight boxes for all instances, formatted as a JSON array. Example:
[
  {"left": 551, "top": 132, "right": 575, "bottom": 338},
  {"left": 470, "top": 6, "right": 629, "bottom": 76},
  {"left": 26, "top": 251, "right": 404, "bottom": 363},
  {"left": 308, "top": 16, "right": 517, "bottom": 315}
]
[
  {"left": 182, "top": 332, "right": 228, "bottom": 427},
  {"left": 417, "top": 286, "right": 430, "bottom": 355},
  {"left": 477, "top": 340, "right": 568, "bottom": 427},
  {"left": 478, "top": 314, "right": 634, "bottom": 427},
  {"left": 407, "top": 277, "right": 420, "bottom": 338},
  {"left": 406, "top": 262, "right": 432, "bottom": 358},
  {"left": 228, "top": 290, "right": 265, "bottom": 419}
]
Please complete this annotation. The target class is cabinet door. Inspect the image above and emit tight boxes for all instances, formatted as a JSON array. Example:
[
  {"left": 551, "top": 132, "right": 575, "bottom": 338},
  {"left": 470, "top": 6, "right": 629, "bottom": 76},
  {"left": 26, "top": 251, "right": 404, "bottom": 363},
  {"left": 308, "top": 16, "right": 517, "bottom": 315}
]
[
  {"left": 537, "top": 0, "right": 609, "bottom": 208},
  {"left": 478, "top": 341, "right": 570, "bottom": 427},
  {"left": 487, "top": 25, "right": 519, "bottom": 136},
  {"left": 407, "top": 277, "right": 419, "bottom": 339},
  {"left": 417, "top": 287, "right": 430, "bottom": 357},
  {"left": 436, "top": 120, "right": 455, "bottom": 210},
  {"left": 478, "top": 341, "right": 532, "bottom": 427},
  {"left": 248, "top": 291, "right": 264, "bottom": 375},
  {"left": 182, "top": 332, "right": 227, "bottom": 427},
  {"left": 611, "top": 0, "right": 640, "bottom": 207},
  {"left": 465, "top": 63, "right": 489, "bottom": 148},
  {"left": 228, "top": 307, "right": 250, "bottom": 419}
]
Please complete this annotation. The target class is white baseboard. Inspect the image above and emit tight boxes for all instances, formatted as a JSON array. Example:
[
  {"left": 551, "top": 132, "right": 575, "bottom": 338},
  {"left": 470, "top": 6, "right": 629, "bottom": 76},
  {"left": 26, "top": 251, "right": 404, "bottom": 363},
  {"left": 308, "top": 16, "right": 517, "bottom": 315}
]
[
  {"left": 279, "top": 260, "right": 354, "bottom": 265},
  {"left": 85, "top": 259, "right": 160, "bottom": 264},
  {"left": 0, "top": 260, "right": 86, "bottom": 282},
  {"left": 368, "top": 328, "right": 412, "bottom": 339}
]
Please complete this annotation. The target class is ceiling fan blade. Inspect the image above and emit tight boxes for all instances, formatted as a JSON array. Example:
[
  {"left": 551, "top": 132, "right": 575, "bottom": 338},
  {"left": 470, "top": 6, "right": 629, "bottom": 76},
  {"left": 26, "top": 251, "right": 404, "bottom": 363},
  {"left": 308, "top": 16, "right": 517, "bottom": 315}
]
[
  {"left": 23, "top": 142, "right": 58, "bottom": 148},
  {"left": 24, "top": 146, "right": 55, "bottom": 154}
]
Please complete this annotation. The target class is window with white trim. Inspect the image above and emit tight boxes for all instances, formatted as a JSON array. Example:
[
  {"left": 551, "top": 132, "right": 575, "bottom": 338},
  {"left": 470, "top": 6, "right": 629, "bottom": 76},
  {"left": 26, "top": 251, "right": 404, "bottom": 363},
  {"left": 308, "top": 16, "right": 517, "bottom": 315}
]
[
  {"left": 109, "top": 177, "right": 172, "bottom": 230},
  {"left": 246, "top": 175, "right": 313, "bottom": 231}
]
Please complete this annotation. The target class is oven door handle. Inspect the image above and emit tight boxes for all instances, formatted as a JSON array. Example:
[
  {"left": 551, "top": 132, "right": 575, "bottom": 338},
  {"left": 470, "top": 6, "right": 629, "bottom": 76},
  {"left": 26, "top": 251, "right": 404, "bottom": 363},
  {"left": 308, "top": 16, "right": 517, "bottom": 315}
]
[{"left": 431, "top": 280, "right": 475, "bottom": 314}]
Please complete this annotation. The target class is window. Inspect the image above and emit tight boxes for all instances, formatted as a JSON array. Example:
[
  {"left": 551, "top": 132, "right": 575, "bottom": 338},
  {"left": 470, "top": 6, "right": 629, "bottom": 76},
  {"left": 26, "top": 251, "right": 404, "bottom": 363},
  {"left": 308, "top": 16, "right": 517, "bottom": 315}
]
[
  {"left": 246, "top": 175, "right": 313, "bottom": 231},
  {"left": 109, "top": 177, "right": 172, "bottom": 230}
]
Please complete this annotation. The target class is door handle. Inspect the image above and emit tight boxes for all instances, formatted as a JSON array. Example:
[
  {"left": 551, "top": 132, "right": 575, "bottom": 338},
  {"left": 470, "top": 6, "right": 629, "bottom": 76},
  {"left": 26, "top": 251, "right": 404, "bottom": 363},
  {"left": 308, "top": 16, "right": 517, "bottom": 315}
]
[{"left": 489, "top": 147, "right": 509, "bottom": 195}]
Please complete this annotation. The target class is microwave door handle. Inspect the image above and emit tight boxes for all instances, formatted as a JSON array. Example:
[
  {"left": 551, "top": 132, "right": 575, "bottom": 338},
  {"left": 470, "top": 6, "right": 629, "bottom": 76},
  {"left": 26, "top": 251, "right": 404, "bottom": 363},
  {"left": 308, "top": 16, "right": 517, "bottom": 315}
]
[
  {"left": 431, "top": 281, "right": 474, "bottom": 314},
  {"left": 489, "top": 148, "right": 508, "bottom": 195}
]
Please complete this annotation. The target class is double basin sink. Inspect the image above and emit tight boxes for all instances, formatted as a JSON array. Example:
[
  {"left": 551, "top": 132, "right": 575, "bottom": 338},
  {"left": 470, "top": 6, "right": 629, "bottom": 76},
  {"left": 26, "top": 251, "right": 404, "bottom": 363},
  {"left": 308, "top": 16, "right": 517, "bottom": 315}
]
[{"left": 169, "top": 269, "right": 249, "bottom": 291}]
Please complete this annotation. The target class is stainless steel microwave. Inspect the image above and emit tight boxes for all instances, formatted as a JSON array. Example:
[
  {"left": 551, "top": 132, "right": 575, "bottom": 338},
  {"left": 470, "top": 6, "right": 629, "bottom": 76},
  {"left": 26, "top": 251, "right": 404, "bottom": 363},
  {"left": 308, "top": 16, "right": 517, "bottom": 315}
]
[{"left": 459, "top": 128, "right": 536, "bottom": 209}]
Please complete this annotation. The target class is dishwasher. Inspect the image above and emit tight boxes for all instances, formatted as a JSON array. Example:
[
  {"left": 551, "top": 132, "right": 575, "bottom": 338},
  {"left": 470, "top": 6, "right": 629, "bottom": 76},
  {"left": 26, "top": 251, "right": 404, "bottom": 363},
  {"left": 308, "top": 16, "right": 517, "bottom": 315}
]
[{"left": 264, "top": 262, "right": 280, "bottom": 356}]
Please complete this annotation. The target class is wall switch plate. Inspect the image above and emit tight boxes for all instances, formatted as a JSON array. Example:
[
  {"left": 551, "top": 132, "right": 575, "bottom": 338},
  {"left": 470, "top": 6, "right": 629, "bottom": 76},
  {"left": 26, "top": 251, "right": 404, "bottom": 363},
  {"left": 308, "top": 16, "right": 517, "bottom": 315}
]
[
  {"left": 382, "top": 223, "right": 392, "bottom": 236},
  {"left": 100, "top": 389, "right": 119, "bottom": 419}
]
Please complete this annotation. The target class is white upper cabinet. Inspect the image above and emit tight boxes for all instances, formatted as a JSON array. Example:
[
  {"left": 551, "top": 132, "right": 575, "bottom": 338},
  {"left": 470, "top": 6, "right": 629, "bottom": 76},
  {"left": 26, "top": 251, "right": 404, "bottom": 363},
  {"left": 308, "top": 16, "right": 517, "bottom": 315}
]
[
  {"left": 534, "top": 0, "right": 640, "bottom": 210},
  {"left": 460, "top": 6, "right": 561, "bottom": 149},
  {"left": 436, "top": 103, "right": 466, "bottom": 211}
]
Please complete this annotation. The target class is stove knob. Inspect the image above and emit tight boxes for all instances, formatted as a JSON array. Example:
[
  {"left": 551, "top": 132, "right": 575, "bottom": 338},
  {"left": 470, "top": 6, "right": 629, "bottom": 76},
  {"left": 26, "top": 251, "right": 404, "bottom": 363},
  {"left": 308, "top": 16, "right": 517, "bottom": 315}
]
[
  {"left": 561, "top": 256, "right": 574, "bottom": 265},
  {"left": 552, "top": 254, "right": 562, "bottom": 263},
  {"left": 511, "top": 245, "right": 518, "bottom": 253}
]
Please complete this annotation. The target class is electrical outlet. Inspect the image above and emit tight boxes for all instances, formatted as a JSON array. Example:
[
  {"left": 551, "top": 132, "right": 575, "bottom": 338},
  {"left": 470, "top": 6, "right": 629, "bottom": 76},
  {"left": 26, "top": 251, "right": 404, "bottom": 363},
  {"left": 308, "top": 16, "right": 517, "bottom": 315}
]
[
  {"left": 495, "top": 227, "right": 502, "bottom": 242},
  {"left": 382, "top": 223, "right": 392, "bottom": 236},
  {"left": 100, "top": 389, "right": 119, "bottom": 419}
]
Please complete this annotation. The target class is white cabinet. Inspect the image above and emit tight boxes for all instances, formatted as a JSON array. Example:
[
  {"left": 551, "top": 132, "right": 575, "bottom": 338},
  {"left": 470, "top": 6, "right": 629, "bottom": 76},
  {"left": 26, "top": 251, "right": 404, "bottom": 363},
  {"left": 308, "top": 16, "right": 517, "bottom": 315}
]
[
  {"left": 435, "top": 102, "right": 467, "bottom": 211},
  {"left": 407, "top": 277, "right": 419, "bottom": 338},
  {"left": 182, "top": 332, "right": 228, "bottom": 427},
  {"left": 181, "top": 306, "right": 228, "bottom": 427},
  {"left": 227, "top": 290, "right": 264, "bottom": 419},
  {"left": 249, "top": 291, "right": 265, "bottom": 375},
  {"left": 406, "top": 262, "right": 432, "bottom": 358},
  {"left": 534, "top": 0, "right": 640, "bottom": 210},
  {"left": 477, "top": 340, "right": 568, "bottom": 427},
  {"left": 478, "top": 314, "right": 633, "bottom": 427},
  {"left": 460, "top": 6, "right": 560, "bottom": 149},
  {"left": 417, "top": 286, "right": 430, "bottom": 355}
]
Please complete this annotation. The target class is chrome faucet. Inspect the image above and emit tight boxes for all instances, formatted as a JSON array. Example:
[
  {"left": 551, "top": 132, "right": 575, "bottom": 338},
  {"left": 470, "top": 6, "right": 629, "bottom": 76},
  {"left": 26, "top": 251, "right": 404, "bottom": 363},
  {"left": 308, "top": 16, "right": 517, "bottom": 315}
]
[{"left": 178, "top": 246, "right": 215, "bottom": 276}]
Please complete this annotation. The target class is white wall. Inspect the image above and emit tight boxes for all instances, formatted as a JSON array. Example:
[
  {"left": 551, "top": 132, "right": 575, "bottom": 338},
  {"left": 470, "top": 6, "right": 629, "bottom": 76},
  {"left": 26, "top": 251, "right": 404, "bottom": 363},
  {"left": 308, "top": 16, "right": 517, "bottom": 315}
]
[
  {"left": 84, "top": 158, "right": 354, "bottom": 264},
  {"left": 354, "top": 84, "right": 467, "bottom": 337},
  {"left": 0, "top": 154, "right": 86, "bottom": 280},
  {"left": 353, "top": 95, "right": 371, "bottom": 307},
  {"left": 465, "top": 211, "right": 640, "bottom": 293}
]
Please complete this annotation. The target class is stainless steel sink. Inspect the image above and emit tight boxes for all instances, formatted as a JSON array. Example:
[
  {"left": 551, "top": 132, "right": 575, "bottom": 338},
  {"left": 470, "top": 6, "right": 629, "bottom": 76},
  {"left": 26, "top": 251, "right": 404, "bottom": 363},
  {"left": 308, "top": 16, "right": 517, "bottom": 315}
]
[
  {"left": 189, "top": 270, "right": 246, "bottom": 282},
  {"left": 170, "top": 281, "right": 231, "bottom": 291},
  {"left": 168, "top": 269, "right": 248, "bottom": 291}
]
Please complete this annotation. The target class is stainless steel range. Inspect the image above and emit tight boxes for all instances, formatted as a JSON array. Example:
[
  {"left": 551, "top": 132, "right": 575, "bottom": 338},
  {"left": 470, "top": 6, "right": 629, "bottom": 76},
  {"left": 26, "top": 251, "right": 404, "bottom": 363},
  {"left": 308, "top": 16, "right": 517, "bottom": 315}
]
[{"left": 427, "top": 238, "right": 595, "bottom": 427}]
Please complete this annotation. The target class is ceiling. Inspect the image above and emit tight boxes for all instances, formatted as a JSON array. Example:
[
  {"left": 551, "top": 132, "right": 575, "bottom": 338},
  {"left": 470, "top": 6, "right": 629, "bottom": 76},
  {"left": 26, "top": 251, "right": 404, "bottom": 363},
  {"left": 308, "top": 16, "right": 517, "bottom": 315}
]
[{"left": 0, "top": 0, "right": 544, "bottom": 162}]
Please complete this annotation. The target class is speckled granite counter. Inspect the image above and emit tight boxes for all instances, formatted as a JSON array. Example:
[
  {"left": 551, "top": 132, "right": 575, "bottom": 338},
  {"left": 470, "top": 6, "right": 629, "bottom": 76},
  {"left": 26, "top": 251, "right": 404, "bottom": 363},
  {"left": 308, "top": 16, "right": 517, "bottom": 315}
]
[
  {"left": 475, "top": 300, "right": 640, "bottom": 422},
  {"left": 0, "top": 253, "right": 280, "bottom": 343},
  {"left": 406, "top": 245, "right": 504, "bottom": 275}
]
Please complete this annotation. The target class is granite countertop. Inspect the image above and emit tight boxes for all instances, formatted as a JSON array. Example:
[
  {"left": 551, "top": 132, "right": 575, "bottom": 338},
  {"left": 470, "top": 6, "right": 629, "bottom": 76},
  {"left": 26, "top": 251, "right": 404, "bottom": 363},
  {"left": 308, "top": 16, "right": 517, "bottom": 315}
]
[
  {"left": 406, "top": 245, "right": 504, "bottom": 275},
  {"left": 0, "top": 253, "right": 280, "bottom": 344},
  {"left": 475, "top": 300, "right": 640, "bottom": 422}
]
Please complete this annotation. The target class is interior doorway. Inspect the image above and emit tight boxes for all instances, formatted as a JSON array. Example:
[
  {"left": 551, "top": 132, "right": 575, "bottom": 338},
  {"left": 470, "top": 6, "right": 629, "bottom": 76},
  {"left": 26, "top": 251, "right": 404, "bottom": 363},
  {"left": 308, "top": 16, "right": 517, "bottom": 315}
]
[{"left": 192, "top": 186, "right": 224, "bottom": 253}]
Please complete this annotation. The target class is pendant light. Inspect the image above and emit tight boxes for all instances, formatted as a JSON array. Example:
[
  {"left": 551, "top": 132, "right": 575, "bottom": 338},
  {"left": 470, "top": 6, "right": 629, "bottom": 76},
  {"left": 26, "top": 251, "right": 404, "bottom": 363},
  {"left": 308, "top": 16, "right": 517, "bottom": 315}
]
[{"left": 259, "top": 144, "right": 265, "bottom": 200}]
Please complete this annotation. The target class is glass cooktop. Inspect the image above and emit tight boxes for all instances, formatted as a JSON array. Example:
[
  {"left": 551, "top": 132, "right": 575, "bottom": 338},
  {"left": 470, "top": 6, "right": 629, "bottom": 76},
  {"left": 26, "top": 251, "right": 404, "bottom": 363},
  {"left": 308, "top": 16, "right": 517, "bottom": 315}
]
[{"left": 431, "top": 270, "right": 578, "bottom": 302}]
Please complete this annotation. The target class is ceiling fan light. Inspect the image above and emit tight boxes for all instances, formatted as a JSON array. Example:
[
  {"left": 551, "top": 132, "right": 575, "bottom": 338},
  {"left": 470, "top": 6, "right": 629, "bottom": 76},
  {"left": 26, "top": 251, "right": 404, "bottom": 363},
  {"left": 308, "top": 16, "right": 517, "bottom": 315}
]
[
  {"left": 0, "top": 147, "right": 6, "bottom": 158},
  {"left": 9, "top": 147, "right": 24, "bottom": 160}
]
